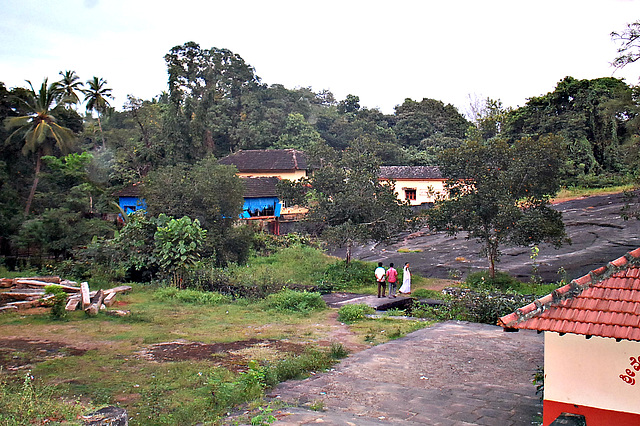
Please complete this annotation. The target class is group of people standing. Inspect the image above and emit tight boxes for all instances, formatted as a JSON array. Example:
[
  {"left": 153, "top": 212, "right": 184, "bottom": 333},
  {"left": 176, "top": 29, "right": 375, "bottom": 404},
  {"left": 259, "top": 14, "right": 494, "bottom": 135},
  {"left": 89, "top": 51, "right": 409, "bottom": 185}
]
[{"left": 374, "top": 262, "right": 411, "bottom": 298}]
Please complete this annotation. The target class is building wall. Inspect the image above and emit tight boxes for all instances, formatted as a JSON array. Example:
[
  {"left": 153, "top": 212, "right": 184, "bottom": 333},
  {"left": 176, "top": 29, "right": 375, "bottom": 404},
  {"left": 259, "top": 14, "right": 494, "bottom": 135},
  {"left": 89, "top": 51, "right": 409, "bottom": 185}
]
[
  {"left": 237, "top": 170, "right": 306, "bottom": 181},
  {"left": 543, "top": 332, "right": 640, "bottom": 425},
  {"left": 118, "top": 196, "right": 146, "bottom": 214},
  {"left": 382, "top": 179, "right": 446, "bottom": 205}
]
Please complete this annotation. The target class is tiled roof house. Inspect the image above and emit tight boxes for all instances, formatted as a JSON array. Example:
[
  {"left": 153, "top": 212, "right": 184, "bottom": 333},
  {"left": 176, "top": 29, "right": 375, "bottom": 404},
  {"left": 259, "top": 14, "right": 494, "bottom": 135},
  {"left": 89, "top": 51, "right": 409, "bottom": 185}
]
[
  {"left": 379, "top": 166, "right": 445, "bottom": 206},
  {"left": 218, "top": 149, "right": 307, "bottom": 181},
  {"left": 498, "top": 248, "right": 640, "bottom": 426}
]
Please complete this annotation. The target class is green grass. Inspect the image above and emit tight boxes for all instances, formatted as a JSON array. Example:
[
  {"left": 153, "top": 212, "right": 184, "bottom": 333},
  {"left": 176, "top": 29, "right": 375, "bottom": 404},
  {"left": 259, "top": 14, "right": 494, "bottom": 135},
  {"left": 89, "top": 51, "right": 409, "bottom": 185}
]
[
  {"left": 236, "top": 245, "right": 334, "bottom": 287},
  {"left": 0, "top": 243, "right": 505, "bottom": 424},
  {"left": 553, "top": 183, "right": 634, "bottom": 201}
]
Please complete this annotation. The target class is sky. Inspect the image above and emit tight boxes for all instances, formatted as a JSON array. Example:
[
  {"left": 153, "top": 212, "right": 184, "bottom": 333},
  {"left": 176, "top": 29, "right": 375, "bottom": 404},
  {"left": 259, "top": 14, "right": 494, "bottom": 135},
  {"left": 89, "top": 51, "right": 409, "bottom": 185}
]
[{"left": 1, "top": 0, "right": 639, "bottom": 116}]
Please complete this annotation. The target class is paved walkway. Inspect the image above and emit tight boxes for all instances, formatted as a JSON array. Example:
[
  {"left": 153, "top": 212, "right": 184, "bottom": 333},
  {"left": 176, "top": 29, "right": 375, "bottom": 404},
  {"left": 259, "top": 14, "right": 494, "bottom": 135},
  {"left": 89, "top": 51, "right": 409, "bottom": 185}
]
[{"left": 268, "top": 321, "right": 543, "bottom": 425}]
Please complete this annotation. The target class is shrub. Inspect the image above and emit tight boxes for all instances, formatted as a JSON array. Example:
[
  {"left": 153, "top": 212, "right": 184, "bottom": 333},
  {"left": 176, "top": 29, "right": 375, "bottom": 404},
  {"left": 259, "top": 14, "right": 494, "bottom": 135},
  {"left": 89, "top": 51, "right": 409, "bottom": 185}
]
[
  {"left": 410, "top": 301, "right": 463, "bottom": 321},
  {"left": 44, "top": 285, "right": 68, "bottom": 320},
  {"left": 154, "top": 215, "right": 207, "bottom": 287},
  {"left": 321, "top": 260, "right": 372, "bottom": 292},
  {"left": 154, "top": 287, "right": 230, "bottom": 305},
  {"left": 443, "top": 288, "right": 536, "bottom": 324},
  {"left": 337, "top": 303, "right": 375, "bottom": 323},
  {"left": 465, "top": 271, "right": 523, "bottom": 292},
  {"left": 262, "top": 290, "right": 326, "bottom": 314}
]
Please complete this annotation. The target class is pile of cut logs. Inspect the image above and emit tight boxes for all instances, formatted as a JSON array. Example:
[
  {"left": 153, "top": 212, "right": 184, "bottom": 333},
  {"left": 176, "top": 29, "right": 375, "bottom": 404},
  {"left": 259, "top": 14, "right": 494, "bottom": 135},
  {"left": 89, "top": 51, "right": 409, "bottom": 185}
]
[{"left": 0, "top": 276, "right": 131, "bottom": 315}]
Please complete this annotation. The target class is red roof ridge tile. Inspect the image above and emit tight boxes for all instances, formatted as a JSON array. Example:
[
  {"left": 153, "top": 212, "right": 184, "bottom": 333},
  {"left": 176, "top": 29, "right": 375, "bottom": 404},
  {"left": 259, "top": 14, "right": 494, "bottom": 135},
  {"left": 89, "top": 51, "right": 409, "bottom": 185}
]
[{"left": 497, "top": 248, "right": 640, "bottom": 335}]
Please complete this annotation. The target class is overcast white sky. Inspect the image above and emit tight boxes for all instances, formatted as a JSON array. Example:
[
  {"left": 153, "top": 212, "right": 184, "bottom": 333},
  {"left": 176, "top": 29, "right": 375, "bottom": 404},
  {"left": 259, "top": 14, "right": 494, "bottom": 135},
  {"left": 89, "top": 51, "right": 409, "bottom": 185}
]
[{"left": 1, "top": 0, "right": 639, "bottom": 116}]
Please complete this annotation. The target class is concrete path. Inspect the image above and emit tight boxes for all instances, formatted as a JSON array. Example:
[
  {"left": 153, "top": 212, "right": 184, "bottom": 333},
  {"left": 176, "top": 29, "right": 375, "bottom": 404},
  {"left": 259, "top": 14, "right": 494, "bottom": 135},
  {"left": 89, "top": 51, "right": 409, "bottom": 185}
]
[{"left": 268, "top": 321, "right": 543, "bottom": 425}]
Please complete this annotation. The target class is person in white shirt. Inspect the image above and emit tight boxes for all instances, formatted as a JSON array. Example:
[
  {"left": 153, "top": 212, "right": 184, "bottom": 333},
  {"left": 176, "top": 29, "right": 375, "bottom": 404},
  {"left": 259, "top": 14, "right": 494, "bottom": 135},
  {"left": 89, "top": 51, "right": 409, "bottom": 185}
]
[
  {"left": 399, "top": 262, "right": 411, "bottom": 295},
  {"left": 375, "top": 262, "right": 386, "bottom": 298}
]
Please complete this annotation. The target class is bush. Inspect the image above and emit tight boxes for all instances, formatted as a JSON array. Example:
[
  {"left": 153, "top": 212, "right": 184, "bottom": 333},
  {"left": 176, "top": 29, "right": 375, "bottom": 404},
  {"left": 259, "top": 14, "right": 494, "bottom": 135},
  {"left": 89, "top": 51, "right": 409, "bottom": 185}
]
[
  {"left": 44, "top": 285, "right": 68, "bottom": 320},
  {"left": 154, "top": 287, "right": 230, "bottom": 305},
  {"left": 442, "top": 288, "right": 536, "bottom": 324},
  {"left": 321, "top": 260, "right": 372, "bottom": 292},
  {"left": 262, "top": 290, "right": 326, "bottom": 315},
  {"left": 337, "top": 303, "right": 375, "bottom": 323},
  {"left": 410, "top": 300, "right": 462, "bottom": 321},
  {"left": 465, "top": 271, "right": 523, "bottom": 292}
]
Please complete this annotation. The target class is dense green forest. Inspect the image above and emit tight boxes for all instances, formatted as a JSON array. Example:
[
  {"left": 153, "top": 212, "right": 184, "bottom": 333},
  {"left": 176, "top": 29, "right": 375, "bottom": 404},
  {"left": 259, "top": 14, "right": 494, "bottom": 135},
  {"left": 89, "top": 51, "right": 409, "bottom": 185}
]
[{"left": 1, "top": 40, "right": 639, "bottom": 276}]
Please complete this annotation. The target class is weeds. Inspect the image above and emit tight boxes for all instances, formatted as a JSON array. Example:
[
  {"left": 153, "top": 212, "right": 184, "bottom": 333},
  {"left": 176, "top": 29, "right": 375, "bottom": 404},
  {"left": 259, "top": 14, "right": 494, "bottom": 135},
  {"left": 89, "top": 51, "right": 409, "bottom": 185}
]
[
  {"left": 154, "top": 287, "right": 231, "bottom": 305},
  {"left": 262, "top": 289, "right": 326, "bottom": 315},
  {"left": 337, "top": 304, "right": 375, "bottom": 323},
  {"left": 0, "top": 370, "right": 91, "bottom": 425}
]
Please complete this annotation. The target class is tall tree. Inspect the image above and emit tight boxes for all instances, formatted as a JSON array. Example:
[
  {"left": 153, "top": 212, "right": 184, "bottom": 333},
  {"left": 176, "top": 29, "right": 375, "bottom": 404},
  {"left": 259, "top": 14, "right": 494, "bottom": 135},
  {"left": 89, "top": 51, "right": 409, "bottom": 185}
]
[
  {"left": 164, "top": 42, "right": 260, "bottom": 156},
  {"left": 4, "top": 79, "right": 76, "bottom": 215},
  {"left": 143, "top": 155, "right": 245, "bottom": 264},
  {"left": 611, "top": 20, "right": 640, "bottom": 70},
  {"left": 428, "top": 135, "right": 568, "bottom": 278},
  {"left": 82, "top": 76, "right": 113, "bottom": 147},
  {"left": 53, "top": 70, "right": 83, "bottom": 107},
  {"left": 503, "top": 77, "right": 635, "bottom": 176}
]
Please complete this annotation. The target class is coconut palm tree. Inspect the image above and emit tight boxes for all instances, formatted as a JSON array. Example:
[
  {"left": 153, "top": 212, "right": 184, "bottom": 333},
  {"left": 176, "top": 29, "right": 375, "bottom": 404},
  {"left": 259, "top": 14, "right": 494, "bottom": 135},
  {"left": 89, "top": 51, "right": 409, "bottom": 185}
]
[
  {"left": 53, "top": 70, "right": 83, "bottom": 107},
  {"left": 4, "top": 78, "right": 76, "bottom": 215},
  {"left": 82, "top": 76, "right": 113, "bottom": 147}
]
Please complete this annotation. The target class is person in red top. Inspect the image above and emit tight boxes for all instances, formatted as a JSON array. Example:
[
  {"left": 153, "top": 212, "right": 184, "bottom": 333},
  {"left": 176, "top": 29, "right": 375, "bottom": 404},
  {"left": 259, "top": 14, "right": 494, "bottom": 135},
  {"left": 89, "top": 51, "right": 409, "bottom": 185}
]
[{"left": 386, "top": 263, "right": 398, "bottom": 298}]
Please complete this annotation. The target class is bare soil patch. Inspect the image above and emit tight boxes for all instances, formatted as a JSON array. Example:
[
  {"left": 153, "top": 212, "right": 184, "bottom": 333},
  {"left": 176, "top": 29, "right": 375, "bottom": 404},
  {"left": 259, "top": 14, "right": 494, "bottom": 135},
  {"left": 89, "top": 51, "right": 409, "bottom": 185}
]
[
  {"left": 138, "top": 339, "right": 312, "bottom": 372},
  {"left": 0, "top": 338, "right": 87, "bottom": 371}
]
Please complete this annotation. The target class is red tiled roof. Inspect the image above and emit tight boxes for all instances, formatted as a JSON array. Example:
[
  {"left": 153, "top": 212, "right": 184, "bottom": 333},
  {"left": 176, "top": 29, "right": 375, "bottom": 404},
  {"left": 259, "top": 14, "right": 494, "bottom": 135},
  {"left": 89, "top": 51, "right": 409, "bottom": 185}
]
[
  {"left": 498, "top": 248, "right": 640, "bottom": 341},
  {"left": 218, "top": 149, "right": 307, "bottom": 171}
]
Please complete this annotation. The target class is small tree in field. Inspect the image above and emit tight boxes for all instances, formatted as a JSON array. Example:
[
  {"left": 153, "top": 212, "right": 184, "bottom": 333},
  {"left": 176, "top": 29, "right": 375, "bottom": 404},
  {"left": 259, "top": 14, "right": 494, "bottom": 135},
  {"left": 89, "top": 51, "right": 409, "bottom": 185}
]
[
  {"left": 154, "top": 215, "right": 207, "bottom": 288},
  {"left": 428, "top": 135, "right": 568, "bottom": 278}
]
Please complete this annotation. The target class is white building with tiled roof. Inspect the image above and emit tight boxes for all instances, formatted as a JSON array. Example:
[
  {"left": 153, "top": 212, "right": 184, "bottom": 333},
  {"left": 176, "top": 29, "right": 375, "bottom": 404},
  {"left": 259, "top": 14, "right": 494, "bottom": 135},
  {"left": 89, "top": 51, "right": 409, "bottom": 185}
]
[
  {"left": 379, "top": 166, "right": 446, "bottom": 206},
  {"left": 499, "top": 248, "right": 640, "bottom": 426}
]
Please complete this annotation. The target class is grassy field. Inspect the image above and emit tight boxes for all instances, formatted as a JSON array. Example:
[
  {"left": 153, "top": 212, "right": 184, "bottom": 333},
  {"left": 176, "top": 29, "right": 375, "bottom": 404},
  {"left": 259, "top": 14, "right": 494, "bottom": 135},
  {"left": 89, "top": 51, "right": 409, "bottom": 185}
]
[
  {"left": 552, "top": 184, "right": 634, "bottom": 202},
  {"left": 0, "top": 248, "right": 444, "bottom": 425}
]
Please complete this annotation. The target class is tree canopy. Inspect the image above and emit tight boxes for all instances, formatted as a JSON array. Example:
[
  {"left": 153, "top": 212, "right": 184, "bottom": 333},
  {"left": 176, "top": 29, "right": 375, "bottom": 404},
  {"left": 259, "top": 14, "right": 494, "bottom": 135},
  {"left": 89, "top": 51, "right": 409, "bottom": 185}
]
[{"left": 428, "top": 135, "right": 569, "bottom": 278}]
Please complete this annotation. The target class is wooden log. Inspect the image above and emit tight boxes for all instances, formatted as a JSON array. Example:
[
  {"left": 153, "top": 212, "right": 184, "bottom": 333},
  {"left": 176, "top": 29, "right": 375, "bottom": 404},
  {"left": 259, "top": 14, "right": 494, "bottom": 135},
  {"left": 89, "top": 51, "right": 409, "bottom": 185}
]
[
  {"left": 0, "top": 278, "right": 14, "bottom": 288},
  {"left": 103, "top": 292, "right": 117, "bottom": 307},
  {"left": 81, "top": 282, "right": 91, "bottom": 310},
  {"left": 0, "top": 292, "right": 44, "bottom": 302},
  {"left": 66, "top": 296, "right": 81, "bottom": 311},
  {"left": 15, "top": 280, "right": 80, "bottom": 293},
  {"left": 0, "top": 305, "right": 18, "bottom": 313},
  {"left": 5, "top": 295, "right": 53, "bottom": 310},
  {"left": 85, "top": 289, "right": 104, "bottom": 316},
  {"left": 104, "top": 285, "right": 132, "bottom": 295},
  {"left": 18, "top": 276, "right": 61, "bottom": 284}
]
